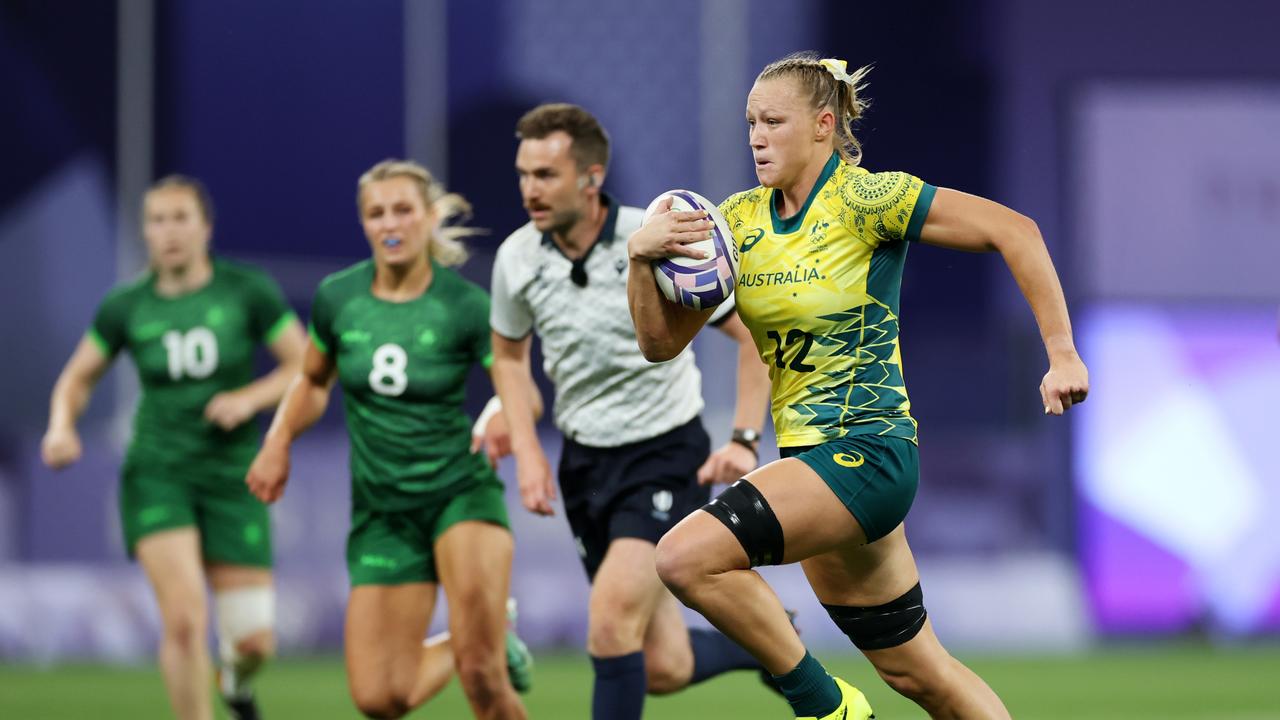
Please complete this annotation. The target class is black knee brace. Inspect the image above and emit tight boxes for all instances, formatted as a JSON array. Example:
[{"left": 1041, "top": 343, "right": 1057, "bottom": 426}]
[
  {"left": 823, "top": 582, "right": 927, "bottom": 651},
  {"left": 702, "top": 479, "right": 784, "bottom": 567}
]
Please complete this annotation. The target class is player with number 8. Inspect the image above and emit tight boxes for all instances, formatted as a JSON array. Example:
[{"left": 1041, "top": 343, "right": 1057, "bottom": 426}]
[
  {"left": 245, "top": 159, "right": 532, "bottom": 720},
  {"left": 42, "top": 175, "right": 308, "bottom": 720}
]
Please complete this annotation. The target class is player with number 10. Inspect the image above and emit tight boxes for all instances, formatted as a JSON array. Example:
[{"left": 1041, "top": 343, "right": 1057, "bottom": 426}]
[{"left": 42, "top": 176, "right": 308, "bottom": 720}]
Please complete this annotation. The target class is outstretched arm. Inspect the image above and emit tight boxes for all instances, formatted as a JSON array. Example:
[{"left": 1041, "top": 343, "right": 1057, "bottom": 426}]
[
  {"left": 919, "top": 188, "right": 1088, "bottom": 414},
  {"left": 245, "top": 341, "right": 336, "bottom": 503},
  {"left": 42, "top": 338, "right": 113, "bottom": 469}
]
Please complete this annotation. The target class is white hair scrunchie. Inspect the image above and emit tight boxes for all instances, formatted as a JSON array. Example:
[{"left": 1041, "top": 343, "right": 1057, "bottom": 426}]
[{"left": 819, "top": 58, "right": 856, "bottom": 87}]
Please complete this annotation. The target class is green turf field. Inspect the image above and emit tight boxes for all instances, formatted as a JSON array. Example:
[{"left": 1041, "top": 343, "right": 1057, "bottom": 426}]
[{"left": 2, "top": 645, "right": 1277, "bottom": 719}]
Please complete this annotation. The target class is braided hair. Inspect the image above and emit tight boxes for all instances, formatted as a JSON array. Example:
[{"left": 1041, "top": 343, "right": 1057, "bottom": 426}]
[{"left": 757, "top": 52, "right": 872, "bottom": 166}]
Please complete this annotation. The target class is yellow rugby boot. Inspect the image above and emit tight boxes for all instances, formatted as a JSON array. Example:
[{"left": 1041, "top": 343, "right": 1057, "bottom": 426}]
[{"left": 798, "top": 677, "right": 874, "bottom": 720}]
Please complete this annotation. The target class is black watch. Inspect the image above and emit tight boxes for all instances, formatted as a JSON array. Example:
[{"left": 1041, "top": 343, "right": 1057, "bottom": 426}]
[{"left": 731, "top": 427, "right": 761, "bottom": 453}]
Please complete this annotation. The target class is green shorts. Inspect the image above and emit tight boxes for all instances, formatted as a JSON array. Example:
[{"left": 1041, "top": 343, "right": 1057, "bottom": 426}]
[
  {"left": 347, "top": 478, "right": 511, "bottom": 586},
  {"left": 782, "top": 434, "right": 919, "bottom": 543},
  {"left": 119, "top": 458, "right": 272, "bottom": 567}
]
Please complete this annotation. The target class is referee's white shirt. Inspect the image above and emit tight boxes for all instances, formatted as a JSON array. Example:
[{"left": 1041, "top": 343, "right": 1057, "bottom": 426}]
[{"left": 490, "top": 195, "right": 734, "bottom": 448}]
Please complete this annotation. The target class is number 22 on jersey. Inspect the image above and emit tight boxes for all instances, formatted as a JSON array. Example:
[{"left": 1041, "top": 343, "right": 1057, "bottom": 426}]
[{"left": 765, "top": 328, "right": 816, "bottom": 372}]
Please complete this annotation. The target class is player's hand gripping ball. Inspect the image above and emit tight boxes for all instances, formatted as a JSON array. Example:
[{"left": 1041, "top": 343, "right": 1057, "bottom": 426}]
[{"left": 644, "top": 189, "right": 739, "bottom": 310}]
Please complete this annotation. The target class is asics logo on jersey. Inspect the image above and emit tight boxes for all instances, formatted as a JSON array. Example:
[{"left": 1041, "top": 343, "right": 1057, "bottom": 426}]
[
  {"left": 739, "top": 227, "right": 766, "bottom": 253},
  {"left": 341, "top": 329, "right": 371, "bottom": 344},
  {"left": 833, "top": 452, "right": 865, "bottom": 468}
]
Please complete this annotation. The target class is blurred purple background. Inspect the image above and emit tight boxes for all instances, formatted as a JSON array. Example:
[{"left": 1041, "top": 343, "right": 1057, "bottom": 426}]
[{"left": 2, "top": 0, "right": 1277, "bottom": 661}]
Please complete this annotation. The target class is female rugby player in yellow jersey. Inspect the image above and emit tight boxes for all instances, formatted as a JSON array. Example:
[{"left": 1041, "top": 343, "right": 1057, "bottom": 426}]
[
  {"left": 43, "top": 176, "right": 308, "bottom": 720},
  {"left": 627, "top": 52, "right": 1089, "bottom": 720}
]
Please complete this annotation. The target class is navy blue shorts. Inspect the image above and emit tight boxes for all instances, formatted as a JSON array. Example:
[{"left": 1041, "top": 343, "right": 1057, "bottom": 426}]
[{"left": 558, "top": 416, "right": 711, "bottom": 579}]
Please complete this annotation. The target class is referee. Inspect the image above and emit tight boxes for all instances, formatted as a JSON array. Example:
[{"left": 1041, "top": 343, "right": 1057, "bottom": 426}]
[{"left": 485, "top": 103, "right": 774, "bottom": 720}]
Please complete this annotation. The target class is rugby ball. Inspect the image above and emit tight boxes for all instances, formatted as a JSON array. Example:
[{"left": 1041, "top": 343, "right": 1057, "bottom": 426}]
[{"left": 643, "top": 189, "right": 739, "bottom": 310}]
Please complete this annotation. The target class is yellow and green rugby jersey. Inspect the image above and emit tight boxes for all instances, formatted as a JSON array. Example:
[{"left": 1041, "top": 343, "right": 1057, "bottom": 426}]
[{"left": 720, "top": 153, "right": 935, "bottom": 447}]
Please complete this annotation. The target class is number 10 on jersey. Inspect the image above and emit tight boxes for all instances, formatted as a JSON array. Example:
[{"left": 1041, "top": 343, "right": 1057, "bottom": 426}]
[{"left": 162, "top": 327, "right": 219, "bottom": 380}]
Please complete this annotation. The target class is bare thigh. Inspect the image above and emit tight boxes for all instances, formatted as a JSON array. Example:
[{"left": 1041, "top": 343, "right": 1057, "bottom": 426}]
[
  {"left": 345, "top": 582, "right": 437, "bottom": 703},
  {"left": 433, "top": 520, "right": 514, "bottom": 663},
  {"left": 206, "top": 563, "right": 272, "bottom": 591},
  {"left": 434, "top": 520, "right": 526, "bottom": 718},
  {"left": 136, "top": 528, "right": 208, "bottom": 631},
  {"left": 747, "top": 458, "right": 868, "bottom": 564},
  {"left": 800, "top": 524, "right": 919, "bottom": 606},
  {"left": 654, "top": 459, "right": 871, "bottom": 675},
  {"left": 661, "top": 458, "right": 869, "bottom": 582}
]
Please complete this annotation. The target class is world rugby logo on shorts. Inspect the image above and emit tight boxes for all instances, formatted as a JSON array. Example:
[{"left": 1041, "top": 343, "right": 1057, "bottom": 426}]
[{"left": 652, "top": 490, "right": 674, "bottom": 521}]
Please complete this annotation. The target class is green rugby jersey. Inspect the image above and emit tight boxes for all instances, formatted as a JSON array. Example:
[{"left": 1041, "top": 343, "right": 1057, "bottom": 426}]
[
  {"left": 308, "top": 260, "right": 497, "bottom": 511},
  {"left": 89, "top": 258, "right": 296, "bottom": 468}
]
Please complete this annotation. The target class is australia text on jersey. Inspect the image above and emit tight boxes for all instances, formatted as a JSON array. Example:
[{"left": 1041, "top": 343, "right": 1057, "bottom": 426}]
[
  {"left": 737, "top": 219, "right": 832, "bottom": 288},
  {"left": 737, "top": 267, "right": 825, "bottom": 287}
]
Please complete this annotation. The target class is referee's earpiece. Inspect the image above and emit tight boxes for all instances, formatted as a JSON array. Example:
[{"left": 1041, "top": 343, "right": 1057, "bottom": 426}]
[{"left": 578, "top": 174, "right": 599, "bottom": 191}]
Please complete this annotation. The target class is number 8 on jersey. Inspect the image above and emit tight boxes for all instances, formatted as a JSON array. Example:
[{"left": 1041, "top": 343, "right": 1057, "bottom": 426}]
[{"left": 369, "top": 343, "right": 408, "bottom": 397}]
